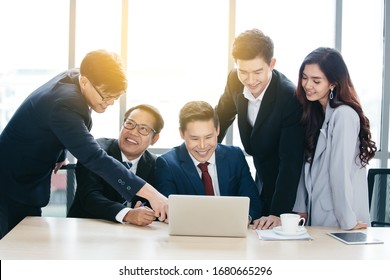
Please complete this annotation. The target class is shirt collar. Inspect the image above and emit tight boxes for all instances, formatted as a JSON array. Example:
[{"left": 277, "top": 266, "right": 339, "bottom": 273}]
[
  {"left": 188, "top": 151, "right": 216, "bottom": 167},
  {"left": 121, "top": 152, "right": 142, "bottom": 167}
]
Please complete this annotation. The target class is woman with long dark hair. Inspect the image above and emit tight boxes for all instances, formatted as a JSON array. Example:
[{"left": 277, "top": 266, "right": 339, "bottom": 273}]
[{"left": 293, "top": 47, "right": 376, "bottom": 230}]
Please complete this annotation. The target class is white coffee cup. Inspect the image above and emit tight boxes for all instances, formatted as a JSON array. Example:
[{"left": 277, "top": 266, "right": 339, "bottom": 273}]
[{"left": 280, "top": 213, "right": 305, "bottom": 234}]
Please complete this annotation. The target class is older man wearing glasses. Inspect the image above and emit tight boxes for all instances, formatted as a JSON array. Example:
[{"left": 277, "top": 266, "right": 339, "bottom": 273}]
[{"left": 68, "top": 104, "right": 164, "bottom": 226}]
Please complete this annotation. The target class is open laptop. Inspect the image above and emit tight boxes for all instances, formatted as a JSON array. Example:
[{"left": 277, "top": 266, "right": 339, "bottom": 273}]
[{"left": 168, "top": 194, "right": 249, "bottom": 238}]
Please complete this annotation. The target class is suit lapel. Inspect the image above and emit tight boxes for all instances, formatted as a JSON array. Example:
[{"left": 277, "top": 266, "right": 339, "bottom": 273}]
[
  {"left": 107, "top": 139, "right": 122, "bottom": 160},
  {"left": 237, "top": 93, "right": 250, "bottom": 129},
  {"left": 87, "top": 110, "right": 93, "bottom": 130},
  {"left": 136, "top": 151, "right": 153, "bottom": 180},
  {"left": 253, "top": 73, "right": 277, "bottom": 131},
  {"left": 312, "top": 103, "right": 333, "bottom": 165},
  {"left": 215, "top": 145, "right": 228, "bottom": 196},
  {"left": 237, "top": 93, "right": 253, "bottom": 151},
  {"left": 178, "top": 143, "right": 206, "bottom": 195}
]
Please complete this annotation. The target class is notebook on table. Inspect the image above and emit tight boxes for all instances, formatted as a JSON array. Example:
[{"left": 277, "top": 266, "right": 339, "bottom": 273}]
[{"left": 168, "top": 194, "right": 249, "bottom": 238}]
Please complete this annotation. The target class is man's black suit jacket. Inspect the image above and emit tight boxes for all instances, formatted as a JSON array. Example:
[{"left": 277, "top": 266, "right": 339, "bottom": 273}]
[
  {"left": 67, "top": 138, "right": 156, "bottom": 223},
  {"left": 216, "top": 69, "right": 305, "bottom": 216},
  {"left": 0, "top": 70, "right": 144, "bottom": 208}
]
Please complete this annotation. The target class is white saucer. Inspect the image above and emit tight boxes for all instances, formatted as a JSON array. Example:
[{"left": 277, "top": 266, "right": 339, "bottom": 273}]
[{"left": 273, "top": 226, "right": 307, "bottom": 236}]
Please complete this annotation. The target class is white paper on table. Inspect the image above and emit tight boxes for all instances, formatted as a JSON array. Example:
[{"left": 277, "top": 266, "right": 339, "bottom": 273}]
[{"left": 256, "top": 228, "right": 314, "bottom": 241}]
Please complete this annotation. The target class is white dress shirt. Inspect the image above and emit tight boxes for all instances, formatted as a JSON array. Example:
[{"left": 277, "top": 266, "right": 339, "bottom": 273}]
[
  {"left": 189, "top": 152, "right": 220, "bottom": 196},
  {"left": 242, "top": 76, "right": 272, "bottom": 127}
]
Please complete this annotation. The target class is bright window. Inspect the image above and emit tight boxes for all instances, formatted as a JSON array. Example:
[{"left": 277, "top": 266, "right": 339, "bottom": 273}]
[
  {"left": 0, "top": 0, "right": 69, "bottom": 132},
  {"left": 234, "top": 0, "right": 335, "bottom": 148},
  {"left": 342, "top": 0, "right": 384, "bottom": 152},
  {"left": 75, "top": 0, "right": 123, "bottom": 138},
  {"left": 125, "top": 0, "right": 230, "bottom": 148}
]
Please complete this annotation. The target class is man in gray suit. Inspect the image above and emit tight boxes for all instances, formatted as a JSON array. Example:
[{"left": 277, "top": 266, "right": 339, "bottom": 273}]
[{"left": 68, "top": 104, "right": 164, "bottom": 226}]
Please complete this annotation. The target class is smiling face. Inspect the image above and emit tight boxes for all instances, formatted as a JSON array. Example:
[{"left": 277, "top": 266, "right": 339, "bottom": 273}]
[
  {"left": 236, "top": 56, "right": 275, "bottom": 98},
  {"left": 118, "top": 108, "right": 159, "bottom": 160},
  {"left": 301, "top": 63, "right": 334, "bottom": 110},
  {"left": 180, "top": 119, "right": 219, "bottom": 163}
]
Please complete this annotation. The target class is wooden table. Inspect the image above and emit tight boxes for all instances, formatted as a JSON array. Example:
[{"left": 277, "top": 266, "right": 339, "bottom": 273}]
[{"left": 0, "top": 216, "right": 389, "bottom": 260}]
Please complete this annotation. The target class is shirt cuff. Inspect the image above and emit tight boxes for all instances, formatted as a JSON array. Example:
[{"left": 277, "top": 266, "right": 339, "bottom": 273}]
[{"left": 115, "top": 207, "right": 132, "bottom": 223}]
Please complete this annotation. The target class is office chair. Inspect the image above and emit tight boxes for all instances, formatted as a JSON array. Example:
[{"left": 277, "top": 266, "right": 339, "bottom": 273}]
[
  {"left": 45, "top": 163, "right": 76, "bottom": 217},
  {"left": 367, "top": 168, "right": 390, "bottom": 227}
]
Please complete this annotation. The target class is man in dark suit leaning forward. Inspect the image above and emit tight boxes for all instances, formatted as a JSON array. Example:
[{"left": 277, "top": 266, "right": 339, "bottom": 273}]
[
  {"left": 216, "top": 29, "right": 305, "bottom": 229},
  {"left": 68, "top": 104, "right": 164, "bottom": 226},
  {"left": 155, "top": 101, "right": 262, "bottom": 222}
]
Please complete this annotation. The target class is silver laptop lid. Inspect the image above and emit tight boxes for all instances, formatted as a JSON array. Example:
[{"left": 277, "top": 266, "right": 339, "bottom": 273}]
[{"left": 168, "top": 194, "right": 249, "bottom": 238}]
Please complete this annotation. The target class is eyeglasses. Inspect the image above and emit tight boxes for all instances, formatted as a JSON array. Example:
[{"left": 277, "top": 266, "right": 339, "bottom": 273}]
[
  {"left": 123, "top": 119, "right": 156, "bottom": 136},
  {"left": 90, "top": 81, "right": 120, "bottom": 102}
]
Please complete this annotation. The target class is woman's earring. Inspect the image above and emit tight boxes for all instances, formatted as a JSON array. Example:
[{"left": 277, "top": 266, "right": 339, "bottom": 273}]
[{"left": 329, "top": 88, "right": 334, "bottom": 100}]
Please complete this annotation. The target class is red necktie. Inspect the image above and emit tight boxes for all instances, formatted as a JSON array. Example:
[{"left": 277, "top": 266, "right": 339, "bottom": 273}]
[{"left": 198, "top": 162, "right": 214, "bottom": 195}]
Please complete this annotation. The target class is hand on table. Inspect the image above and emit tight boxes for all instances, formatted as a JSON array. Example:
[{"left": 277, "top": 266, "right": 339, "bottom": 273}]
[
  {"left": 297, "top": 212, "right": 308, "bottom": 221},
  {"left": 149, "top": 193, "right": 168, "bottom": 223},
  {"left": 136, "top": 183, "right": 168, "bottom": 223},
  {"left": 252, "top": 215, "right": 281, "bottom": 230},
  {"left": 352, "top": 221, "right": 368, "bottom": 230},
  {"left": 123, "top": 201, "right": 155, "bottom": 226}
]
